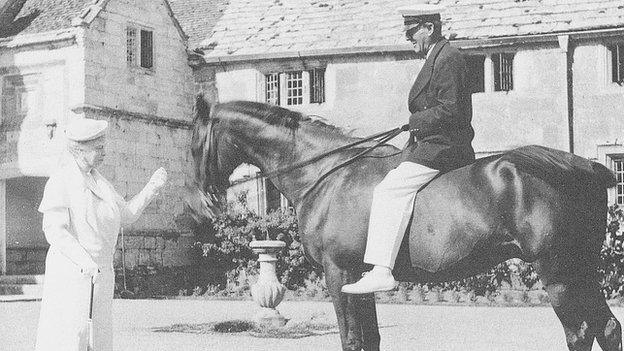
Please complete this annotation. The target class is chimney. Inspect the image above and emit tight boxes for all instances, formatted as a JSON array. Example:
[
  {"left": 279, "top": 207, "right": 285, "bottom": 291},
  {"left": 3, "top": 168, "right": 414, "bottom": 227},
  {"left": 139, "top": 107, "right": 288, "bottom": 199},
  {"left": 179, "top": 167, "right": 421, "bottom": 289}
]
[{"left": 0, "top": 0, "right": 28, "bottom": 27}]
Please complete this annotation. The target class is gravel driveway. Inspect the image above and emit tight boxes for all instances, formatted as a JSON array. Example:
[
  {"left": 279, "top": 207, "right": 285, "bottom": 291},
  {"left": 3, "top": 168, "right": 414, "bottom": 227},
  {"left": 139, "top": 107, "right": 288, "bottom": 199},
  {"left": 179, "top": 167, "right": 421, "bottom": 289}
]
[{"left": 2, "top": 299, "right": 623, "bottom": 350}]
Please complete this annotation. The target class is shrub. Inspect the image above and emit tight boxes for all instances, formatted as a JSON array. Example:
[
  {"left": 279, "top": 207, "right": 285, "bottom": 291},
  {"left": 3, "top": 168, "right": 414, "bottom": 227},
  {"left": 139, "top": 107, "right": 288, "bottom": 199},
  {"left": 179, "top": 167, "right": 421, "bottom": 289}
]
[
  {"left": 185, "top": 199, "right": 624, "bottom": 302},
  {"left": 193, "top": 197, "right": 323, "bottom": 292},
  {"left": 598, "top": 204, "right": 624, "bottom": 299}
]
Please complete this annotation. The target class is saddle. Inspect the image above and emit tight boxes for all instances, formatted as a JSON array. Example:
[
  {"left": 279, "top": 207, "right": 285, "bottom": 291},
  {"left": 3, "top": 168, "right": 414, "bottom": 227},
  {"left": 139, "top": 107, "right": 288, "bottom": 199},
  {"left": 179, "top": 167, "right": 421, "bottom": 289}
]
[{"left": 400, "top": 169, "right": 483, "bottom": 274}]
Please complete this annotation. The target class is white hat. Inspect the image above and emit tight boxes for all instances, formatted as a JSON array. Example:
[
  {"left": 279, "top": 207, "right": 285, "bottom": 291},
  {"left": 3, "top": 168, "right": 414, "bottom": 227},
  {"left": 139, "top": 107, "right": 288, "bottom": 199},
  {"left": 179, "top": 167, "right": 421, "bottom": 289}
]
[
  {"left": 398, "top": 4, "right": 445, "bottom": 17},
  {"left": 399, "top": 4, "right": 445, "bottom": 26},
  {"left": 65, "top": 119, "right": 108, "bottom": 142}
]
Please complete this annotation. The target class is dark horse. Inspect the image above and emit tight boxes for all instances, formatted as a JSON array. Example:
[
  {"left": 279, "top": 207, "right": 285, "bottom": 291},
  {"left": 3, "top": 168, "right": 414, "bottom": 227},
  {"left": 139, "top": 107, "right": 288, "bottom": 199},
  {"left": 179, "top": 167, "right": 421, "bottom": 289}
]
[{"left": 188, "top": 96, "right": 622, "bottom": 351}]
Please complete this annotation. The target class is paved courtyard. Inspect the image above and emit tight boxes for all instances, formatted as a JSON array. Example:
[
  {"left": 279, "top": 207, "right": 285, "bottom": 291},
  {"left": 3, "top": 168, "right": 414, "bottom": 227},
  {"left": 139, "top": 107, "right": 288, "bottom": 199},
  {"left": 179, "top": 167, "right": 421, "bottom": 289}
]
[{"left": 2, "top": 299, "right": 623, "bottom": 350}]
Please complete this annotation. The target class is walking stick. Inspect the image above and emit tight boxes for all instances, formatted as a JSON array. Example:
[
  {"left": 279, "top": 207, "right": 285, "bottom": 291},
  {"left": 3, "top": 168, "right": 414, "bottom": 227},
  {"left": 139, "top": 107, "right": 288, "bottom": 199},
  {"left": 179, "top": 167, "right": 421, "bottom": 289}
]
[{"left": 87, "top": 276, "right": 94, "bottom": 351}]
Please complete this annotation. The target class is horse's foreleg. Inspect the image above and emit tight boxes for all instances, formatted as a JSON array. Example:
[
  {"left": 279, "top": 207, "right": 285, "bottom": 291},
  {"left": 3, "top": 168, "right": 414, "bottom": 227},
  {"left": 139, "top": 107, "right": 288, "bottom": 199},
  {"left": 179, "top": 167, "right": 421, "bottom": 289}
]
[
  {"left": 324, "top": 261, "right": 364, "bottom": 351},
  {"left": 354, "top": 293, "right": 381, "bottom": 351}
]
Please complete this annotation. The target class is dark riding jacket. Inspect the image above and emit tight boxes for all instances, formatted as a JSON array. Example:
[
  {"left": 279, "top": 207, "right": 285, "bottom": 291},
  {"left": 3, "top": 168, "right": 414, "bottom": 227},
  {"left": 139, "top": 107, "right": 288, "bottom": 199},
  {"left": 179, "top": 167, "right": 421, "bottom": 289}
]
[{"left": 401, "top": 39, "right": 475, "bottom": 172}]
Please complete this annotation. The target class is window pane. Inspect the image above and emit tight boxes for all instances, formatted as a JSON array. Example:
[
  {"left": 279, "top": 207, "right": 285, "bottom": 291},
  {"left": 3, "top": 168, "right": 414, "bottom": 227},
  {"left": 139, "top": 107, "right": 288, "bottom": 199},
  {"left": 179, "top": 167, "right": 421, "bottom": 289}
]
[
  {"left": 265, "top": 73, "right": 280, "bottom": 105},
  {"left": 140, "top": 29, "right": 153, "bottom": 69},
  {"left": 285, "top": 71, "right": 303, "bottom": 106}
]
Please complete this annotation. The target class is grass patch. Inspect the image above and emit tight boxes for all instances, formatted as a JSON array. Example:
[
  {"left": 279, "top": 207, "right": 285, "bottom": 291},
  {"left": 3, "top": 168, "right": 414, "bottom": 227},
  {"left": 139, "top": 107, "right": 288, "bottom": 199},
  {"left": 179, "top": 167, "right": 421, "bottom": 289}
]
[{"left": 152, "top": 319, "right": 339, "bottom": 339}]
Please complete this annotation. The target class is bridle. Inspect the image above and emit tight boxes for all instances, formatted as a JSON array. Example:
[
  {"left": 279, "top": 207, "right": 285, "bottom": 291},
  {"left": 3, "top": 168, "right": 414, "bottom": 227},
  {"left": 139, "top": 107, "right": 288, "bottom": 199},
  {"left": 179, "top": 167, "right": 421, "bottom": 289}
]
[{"left": 200, "top": 118, "right": 408, "bottom": 199}]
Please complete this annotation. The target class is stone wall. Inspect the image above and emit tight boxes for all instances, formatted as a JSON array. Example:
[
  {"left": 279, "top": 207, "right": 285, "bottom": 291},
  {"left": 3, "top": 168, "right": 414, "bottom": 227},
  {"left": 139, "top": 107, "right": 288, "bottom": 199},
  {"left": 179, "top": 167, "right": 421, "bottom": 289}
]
[
  {"left": 6, "top": 247, "right": 46, "bottom": 274},
  {"left": 83, "top": 0, "right": 194, "bottom": 121},
  {"left": 113, "top": 230, "right": 194, "bottom": 269}
]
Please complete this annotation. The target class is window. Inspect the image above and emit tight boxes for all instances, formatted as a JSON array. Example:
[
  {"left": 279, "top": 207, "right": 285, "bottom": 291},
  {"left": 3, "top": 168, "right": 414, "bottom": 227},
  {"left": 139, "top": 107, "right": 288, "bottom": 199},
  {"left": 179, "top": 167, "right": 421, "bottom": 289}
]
[
  {"left": 258, "top": 178, "right": 291, "bottom": 214},
  {"left": 609, "top": 43, "right": 624, "bottom": 85},
  {"left": 140, "top": 30, "right": 153, "bottom": 69},
  {"left": 265, "top": 73, "right": 280, "bottom": 105},
  {"left": 264, "top": 68, "right": 326, "bottom": 106},
  {"left": 465, "top": 55, "right": 485, "bottom": 94},
  {"left": 285, "top": 71, "right": 304, "bottom": 106},
  {"left": 127, "top": 25, "right": 154, "bottom": 70},
  {"left": 1, "top": 75, "right": 38, "bottom": 129},
  {"left": 126, "top": 27, "right": 137, "bottom": 65},
  {"left": 613, "top": 157, "right": 624, "bottom": 205},
  {"left": 310, "top": 68, "right": 325, "bottom": 103},
  {"left": 493, "top": 53, "right": 514, "bottom": 92}
]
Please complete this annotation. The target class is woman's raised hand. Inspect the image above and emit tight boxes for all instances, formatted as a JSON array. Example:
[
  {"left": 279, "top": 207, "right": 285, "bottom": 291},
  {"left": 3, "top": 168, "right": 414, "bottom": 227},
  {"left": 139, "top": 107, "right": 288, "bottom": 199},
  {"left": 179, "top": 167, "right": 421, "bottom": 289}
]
[{"left": 147, "top": 167, "right": 168, "bottom": 193}]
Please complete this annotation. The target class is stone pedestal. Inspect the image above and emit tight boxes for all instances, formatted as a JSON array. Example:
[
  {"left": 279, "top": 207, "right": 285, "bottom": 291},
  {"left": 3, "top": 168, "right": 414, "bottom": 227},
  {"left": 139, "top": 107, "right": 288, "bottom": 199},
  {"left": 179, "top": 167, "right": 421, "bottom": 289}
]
[{"left": 250, "top": 240, "right": 287, "bottom": 327}]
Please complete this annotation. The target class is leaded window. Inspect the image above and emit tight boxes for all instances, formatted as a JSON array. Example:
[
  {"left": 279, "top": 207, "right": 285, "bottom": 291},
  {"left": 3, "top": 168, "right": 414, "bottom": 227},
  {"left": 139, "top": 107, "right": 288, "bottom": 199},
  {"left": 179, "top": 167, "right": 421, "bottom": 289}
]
[
  {"left": 493, "top": 53, "right": 514, "bottom": 92},
  {"left": 613, "top": 157, "right": 624, "bottom": 205},
  {"left": 285, "top": 71, "right": 303, "bottom": 106},
  {"left": 609, "top": 43, "right": 624, "bottom": 85},
  {"left": 127, "top": 25, "right": 154, "bottom": 70},
  {"left": 265, "top": 73, "right": 280, "bottom": 105},
  {"left": 309, "top": 68, "right": 325, "bottom": 103}
]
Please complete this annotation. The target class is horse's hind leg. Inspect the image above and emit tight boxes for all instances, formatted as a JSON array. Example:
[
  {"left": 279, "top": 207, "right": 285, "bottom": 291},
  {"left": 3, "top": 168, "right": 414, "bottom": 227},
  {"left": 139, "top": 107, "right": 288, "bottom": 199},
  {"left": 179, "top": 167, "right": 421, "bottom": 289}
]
[
  {"left": 585, "top": 288, "right": 622, "bottom": 351},
  {"left": 535, "top": 260, "right": 622, "bottom": 351}
]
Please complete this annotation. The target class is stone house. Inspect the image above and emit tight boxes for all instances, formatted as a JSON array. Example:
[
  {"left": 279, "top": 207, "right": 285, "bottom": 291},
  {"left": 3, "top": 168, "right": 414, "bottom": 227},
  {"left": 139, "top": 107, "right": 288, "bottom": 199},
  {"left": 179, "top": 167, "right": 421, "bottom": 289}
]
[
  {"left": 0, "top": 0, "right": 196, "bottom": 287},
  {"left": 187, "top": 0, "right": 624, "bottom": 211}
]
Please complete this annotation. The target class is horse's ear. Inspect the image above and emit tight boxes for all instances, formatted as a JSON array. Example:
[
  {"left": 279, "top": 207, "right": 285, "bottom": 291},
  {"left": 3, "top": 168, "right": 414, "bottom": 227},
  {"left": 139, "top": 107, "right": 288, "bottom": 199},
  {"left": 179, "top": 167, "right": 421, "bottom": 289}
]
[{"left": 194, "top": 94, "right": 212, "bottom": 122}]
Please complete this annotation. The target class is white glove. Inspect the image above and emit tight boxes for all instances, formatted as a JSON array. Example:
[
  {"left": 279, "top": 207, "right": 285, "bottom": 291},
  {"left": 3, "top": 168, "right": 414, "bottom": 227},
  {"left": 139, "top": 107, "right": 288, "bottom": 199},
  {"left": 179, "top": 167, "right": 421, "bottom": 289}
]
[
  {"left": 147, "top": 167, "right": 168, "bottom": 194},
  {"left": 80, "top": 260, "right": 100, "bottom": 282}
]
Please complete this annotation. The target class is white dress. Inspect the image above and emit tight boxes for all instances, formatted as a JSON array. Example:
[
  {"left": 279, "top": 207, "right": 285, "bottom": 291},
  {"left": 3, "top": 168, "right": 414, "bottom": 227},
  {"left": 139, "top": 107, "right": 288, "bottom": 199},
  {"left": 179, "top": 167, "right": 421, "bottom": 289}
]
[{"left": 35, "top": 159, "right": 138, "bottom": 351}]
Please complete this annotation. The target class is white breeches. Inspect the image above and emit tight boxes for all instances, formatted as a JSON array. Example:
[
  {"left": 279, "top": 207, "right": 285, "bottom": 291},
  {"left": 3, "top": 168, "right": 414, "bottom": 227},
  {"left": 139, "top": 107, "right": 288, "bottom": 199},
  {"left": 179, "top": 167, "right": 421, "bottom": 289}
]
[{"left": 363, "top": 161, "right": 439, "bottom": 269}]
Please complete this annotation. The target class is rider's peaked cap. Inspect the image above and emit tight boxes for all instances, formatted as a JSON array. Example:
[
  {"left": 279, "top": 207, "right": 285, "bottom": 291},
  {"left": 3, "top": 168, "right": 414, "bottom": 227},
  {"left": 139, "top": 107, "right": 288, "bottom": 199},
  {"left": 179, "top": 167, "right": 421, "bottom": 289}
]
[
  {"left": 65, "top": 118, "right": 108, "bottom": 142},
  {"left": 398, "top": 4, "right": 445, "bottom": 27}
]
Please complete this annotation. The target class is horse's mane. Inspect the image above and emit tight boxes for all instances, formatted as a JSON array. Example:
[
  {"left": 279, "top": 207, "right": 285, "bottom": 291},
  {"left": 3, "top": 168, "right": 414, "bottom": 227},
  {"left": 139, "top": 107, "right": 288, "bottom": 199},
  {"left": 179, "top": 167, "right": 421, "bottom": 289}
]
[{"left": 194, "top": 97, "right": 347, "bottom": 137}]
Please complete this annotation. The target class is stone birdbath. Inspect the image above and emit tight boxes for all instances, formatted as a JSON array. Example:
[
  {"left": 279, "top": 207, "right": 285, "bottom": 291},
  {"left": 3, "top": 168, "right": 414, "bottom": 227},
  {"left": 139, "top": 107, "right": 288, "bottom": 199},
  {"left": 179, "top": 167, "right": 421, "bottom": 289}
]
[{"left": 249, "top": 239, "right": 287, "bottom": 327}]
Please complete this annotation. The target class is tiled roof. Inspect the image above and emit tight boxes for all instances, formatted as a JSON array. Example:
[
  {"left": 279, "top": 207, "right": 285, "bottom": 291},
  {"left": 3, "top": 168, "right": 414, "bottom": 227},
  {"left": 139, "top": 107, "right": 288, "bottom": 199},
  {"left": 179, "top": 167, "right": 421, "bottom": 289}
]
[
  {"left": 0, "top": 0, "right": 91, "bottom": 38},
  {"left": 446, "top": 0, "right": 624, "bottom": 39},
  {"left": 199, "top": 0, "right": 624, "bottom": 59},
  {"left": 168, "top": 0, "right": 229, "bottom": 50}
]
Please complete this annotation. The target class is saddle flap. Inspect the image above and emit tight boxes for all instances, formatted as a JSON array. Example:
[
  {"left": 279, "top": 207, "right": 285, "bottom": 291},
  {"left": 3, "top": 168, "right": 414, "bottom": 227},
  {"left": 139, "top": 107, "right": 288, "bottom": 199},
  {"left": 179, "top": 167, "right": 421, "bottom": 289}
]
[{"left": 407, "top": 198, "right": 481, "bottom": 273}]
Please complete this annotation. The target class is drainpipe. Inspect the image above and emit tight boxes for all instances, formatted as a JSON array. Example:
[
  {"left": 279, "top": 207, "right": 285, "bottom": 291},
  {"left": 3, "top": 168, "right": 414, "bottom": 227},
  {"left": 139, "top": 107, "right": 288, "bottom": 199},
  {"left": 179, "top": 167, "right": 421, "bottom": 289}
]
[
  {"left": 558, "top": 35, "right": 574, "bottom": 153},
  {"left": 0, "top": 180, "right": 5, "bottom": 275}
]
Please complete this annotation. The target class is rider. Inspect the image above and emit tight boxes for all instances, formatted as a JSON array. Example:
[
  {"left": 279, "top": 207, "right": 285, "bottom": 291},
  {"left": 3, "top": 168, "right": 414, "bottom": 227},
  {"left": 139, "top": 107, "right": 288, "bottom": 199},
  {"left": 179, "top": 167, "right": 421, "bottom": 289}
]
[{"left": 342, "top": 4, "right": 475, "bottom": 294}]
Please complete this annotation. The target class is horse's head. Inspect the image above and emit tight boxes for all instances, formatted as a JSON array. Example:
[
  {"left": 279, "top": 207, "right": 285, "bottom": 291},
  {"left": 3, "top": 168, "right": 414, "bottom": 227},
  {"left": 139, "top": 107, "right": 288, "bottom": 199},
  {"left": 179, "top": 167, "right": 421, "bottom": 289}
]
[
  {"left": 186, "top": 95, "right": 358, "bottom": 221},
  {"left": 187, "top": 95, "right": 245, "bottom": 220}
]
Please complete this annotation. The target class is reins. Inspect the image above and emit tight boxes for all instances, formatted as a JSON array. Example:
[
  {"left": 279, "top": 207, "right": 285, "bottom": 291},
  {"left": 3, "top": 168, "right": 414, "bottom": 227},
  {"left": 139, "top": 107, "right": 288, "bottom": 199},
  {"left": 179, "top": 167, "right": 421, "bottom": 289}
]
[{"left": 213, "top": 123, "right": 409, "bottom": 197}]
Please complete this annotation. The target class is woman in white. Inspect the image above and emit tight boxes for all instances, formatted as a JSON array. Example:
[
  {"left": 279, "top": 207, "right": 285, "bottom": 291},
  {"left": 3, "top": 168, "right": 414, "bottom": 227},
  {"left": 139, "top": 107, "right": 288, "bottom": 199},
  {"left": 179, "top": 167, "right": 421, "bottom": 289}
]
[{"left": 35, "top": 118, "right": 167, "bottom": 351}]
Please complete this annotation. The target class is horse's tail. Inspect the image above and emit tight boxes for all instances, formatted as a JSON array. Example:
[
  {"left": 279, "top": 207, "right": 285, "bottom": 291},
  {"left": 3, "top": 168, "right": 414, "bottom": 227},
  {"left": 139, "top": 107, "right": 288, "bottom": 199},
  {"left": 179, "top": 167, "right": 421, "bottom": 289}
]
[{"left": 501, "top": 145, "right": 617, "bottom": 190}]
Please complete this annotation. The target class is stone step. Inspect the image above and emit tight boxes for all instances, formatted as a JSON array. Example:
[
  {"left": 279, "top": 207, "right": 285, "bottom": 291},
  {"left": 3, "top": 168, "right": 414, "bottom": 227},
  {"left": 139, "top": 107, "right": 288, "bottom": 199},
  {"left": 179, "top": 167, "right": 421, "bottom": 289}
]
[
  {"left": 0, "top": 284, "right": 43, "bottom": 296},
  {"left": 0, "top": 274, "right": 45, "bottom": 285}
]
